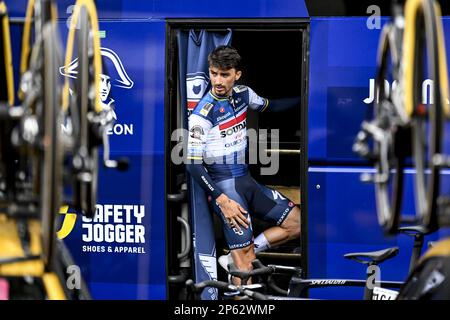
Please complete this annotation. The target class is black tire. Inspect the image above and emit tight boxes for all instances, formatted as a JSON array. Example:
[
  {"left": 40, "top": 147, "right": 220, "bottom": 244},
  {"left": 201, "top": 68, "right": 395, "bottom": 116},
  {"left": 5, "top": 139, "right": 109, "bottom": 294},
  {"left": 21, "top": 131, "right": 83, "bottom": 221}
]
[
  {"left": 39, "top": 22, "right": 64, "bottom": 268},
  {"left": 411, "top": 0, "right": 443, "bottom": 232},
  {"left": 373, "top": 24, "right": 406, "bottom": 234},
  {"left": 73, "top": 6, "right": 98, "bottom": 218},
  {"left": 54, "top": 238, "right": 92, "bottom": 300}
]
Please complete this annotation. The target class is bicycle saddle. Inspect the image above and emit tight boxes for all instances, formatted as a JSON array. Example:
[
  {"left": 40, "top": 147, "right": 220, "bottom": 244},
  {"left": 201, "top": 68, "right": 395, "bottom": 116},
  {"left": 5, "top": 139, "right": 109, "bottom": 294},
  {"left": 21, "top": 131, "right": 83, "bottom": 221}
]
[
  {"left": 344, "top": 247, "right": 399, "bottom": 265},
  {"left": 398, "top": 225, "right": 430, "bottom": 237}
]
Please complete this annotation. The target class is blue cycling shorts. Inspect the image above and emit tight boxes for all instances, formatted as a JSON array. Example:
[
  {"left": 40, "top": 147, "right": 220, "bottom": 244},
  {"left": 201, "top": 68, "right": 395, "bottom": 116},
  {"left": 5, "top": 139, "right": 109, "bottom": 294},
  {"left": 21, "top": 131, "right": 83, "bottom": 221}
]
[{"left": 208, "top": 174, "right": 296, "bottom": 250}]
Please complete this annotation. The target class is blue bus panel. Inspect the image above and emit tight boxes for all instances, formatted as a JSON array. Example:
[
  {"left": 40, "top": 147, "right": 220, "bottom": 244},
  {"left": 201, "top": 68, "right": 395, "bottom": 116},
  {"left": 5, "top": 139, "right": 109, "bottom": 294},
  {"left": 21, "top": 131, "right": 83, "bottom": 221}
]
[
  {"left": 3, "top": 19, "right": 169, "bottom": 299},
  {"left": 6, "top": 0, "right": 308, "bottom": 19},
  {"left": 308, "top": 17, "right": 450, "bottom": 163},
  {"left": 308, "top": 167, "right": 450, "bottom": 299}
]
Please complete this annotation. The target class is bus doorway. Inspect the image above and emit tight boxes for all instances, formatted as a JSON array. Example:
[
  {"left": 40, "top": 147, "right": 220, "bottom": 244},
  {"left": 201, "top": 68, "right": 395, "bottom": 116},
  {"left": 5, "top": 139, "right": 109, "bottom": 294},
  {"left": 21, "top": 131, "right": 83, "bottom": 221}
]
[{"left": 166, "top": 21, "right": 309, "bottom": 299}]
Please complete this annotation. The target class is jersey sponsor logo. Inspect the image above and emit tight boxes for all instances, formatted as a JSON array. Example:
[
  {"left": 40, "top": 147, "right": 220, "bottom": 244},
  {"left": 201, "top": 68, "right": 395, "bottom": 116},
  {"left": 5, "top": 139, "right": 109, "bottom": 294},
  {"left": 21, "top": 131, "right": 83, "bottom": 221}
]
[
  {"left": 234, "top": 102, "right": 247, "bottom": 112},
  {"left": 225, "top": 137, "right": 245, "bottom": 148},
  {"left": 220, "top": 120, "right": 247, "bottom": 138},
  {"left": 229, "top": 240, "right": 252, "bottom": 250},
  {"left": 231, "top": 226, "right": 244, "bottom": 236},
  {"left": 219, "top": 111, "right": 247, "bottom": 131},
  {"left": 272, "top": 190, "right": 286, "bottom": 200},
  {"left": 217, "top": 112, "right": 231, "bottom": 121},
  {"left": 201, "top": 175, "right": 215, "bottom": 192},
  {"left": 219, "top": 107, "right": 225, "bottom": 113},
  {"left": 276, "top": 207, "right": 291, "bottom": 225},
  {"left": 190, "top": 125, "right": 204, "bottom": 139}
]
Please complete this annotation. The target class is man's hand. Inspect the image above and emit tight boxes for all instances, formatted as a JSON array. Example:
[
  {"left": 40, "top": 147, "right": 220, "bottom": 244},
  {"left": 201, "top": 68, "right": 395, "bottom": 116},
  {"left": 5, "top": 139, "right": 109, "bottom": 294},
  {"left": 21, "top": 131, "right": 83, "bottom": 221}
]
[{"left": 216, "top": 194, "right": 249, "bottom": 232}]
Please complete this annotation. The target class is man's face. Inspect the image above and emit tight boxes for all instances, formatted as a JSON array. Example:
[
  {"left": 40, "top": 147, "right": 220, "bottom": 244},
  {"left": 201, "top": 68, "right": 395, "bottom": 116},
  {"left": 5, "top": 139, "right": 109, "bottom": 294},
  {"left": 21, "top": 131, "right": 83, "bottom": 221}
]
[
  {"left": 209, "top": 66, "right": 241, "bottom": 97},
  {"left": 100, "top": 74, "right": 111, "bottom": 102}
]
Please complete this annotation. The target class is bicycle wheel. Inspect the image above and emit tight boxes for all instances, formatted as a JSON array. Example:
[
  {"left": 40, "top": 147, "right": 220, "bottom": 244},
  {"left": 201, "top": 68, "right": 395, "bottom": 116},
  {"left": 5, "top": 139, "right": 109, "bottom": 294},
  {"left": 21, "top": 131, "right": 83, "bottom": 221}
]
[
  {"left": 0, "top": 1, "right": 16, "bottom": 203},
  {"left": 54, "top": 238, "right": 92, "bottom": 299},
  {"left": 38, "top": 22, "right": 64, "bottom": 268},
  {"left": 64, "top": 1, "right": 102, "bottom": 218},
  {"left": 0, "top": 1, "right": 14, "bottom": 106},
  {"left": 373, "top": 23, "right": 406, "bottom": 234},
  {"left": 406, "top": 0, "right": 447, "bottom": 232}
]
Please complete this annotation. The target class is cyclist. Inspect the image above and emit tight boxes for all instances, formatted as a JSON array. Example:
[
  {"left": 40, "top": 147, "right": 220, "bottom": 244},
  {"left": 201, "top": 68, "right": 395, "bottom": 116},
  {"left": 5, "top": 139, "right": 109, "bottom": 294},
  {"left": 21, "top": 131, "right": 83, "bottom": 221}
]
[{"left": 186, "top": 45, "right": 301, "bottom": 283}]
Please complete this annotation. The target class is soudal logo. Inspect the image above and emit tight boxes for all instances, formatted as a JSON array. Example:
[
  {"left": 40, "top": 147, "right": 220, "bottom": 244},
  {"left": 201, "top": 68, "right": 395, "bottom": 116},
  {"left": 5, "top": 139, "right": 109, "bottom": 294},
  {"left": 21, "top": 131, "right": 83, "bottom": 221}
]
[
  {"left": 60, "top": 47, "right": 135, "bottom": 136},
  {"left": 220, "top": 121, "right": 246, "bottom": 138},
  {"left": 219, "top": 111, "right": 247, "bottom": 137},
  {"left": 311, "top": 280, "right": 347, "bottom": 285}
]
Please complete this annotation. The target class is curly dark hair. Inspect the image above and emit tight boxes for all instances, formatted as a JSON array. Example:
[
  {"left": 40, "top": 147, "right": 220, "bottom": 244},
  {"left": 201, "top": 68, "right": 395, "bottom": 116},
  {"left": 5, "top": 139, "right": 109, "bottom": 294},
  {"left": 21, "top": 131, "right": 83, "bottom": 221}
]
[{"left": 208, "top": 45, "right": 242, "bottom": 70}]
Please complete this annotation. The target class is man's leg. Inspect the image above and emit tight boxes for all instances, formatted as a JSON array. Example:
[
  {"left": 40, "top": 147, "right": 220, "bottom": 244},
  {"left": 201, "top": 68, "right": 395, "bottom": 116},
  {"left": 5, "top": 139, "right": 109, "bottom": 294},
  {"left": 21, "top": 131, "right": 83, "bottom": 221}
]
[
  {"left": 230, "top": 244, "right": 256, "bottom": 285},
  {"left": 254, "top": 206, "right": 301, "bottom": 251},
  {"left": 227, "top": 207, "right": 300, "bottom": 284}
]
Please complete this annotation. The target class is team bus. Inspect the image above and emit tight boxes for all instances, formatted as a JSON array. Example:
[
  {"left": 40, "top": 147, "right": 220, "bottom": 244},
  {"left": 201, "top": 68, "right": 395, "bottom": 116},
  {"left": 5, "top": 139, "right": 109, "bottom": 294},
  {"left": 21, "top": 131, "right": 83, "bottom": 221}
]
[{"left": 1, "top": 0, "right": 450, "bottom": 300}]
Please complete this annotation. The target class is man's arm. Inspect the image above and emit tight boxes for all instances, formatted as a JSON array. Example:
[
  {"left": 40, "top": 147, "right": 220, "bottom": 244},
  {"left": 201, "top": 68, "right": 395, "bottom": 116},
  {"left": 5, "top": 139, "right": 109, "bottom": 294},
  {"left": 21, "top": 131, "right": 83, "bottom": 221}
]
[
  {"left": 264, "top": 96, "right": 301, "bottom": 112},
  {"left": 247, "top": 87, "right": 300, "bottom": 112},
  {"left": 186, "top": 113, "right": 249, "bottom": 230},
  {"left": 185, "top": 163, "right": 222, "bottom": 199},
  {"left": 186, "top": 114, "right": 223, "bottom": 198}
]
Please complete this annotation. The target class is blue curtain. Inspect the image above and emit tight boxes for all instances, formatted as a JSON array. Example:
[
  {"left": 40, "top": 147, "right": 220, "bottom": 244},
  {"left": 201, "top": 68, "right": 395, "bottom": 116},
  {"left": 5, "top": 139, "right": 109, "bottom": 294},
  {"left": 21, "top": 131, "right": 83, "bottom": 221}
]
[{"left": 177, "top": 29, "right": 232, "bottom": 300}]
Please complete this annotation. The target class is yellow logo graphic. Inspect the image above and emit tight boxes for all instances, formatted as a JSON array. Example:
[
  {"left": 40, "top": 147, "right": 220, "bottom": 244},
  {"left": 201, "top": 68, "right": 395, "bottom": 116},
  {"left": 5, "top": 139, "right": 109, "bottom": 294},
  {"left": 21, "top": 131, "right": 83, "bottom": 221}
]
[{"left": 57, "top": 205, "right": 77, "bottom": 239}]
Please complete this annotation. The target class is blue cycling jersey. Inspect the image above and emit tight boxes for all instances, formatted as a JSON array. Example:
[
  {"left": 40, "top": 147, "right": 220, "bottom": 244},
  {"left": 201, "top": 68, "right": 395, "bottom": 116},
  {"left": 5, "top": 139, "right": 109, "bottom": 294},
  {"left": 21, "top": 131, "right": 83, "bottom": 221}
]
[{"left": 187, "top": 85, "right": 268, "bottom": 182}]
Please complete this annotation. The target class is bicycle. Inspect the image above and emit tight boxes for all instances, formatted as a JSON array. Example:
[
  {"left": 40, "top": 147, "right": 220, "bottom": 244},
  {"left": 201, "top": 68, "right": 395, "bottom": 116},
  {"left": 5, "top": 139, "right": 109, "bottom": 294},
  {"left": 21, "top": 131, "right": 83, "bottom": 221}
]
[
  {"left": 353, "top": 0, "right": 450, "bottom": 300},
  {"left": 186, "top": 278, "right": 270, "bottom": 300},
  {"left": 353, "top": 0, "right": 449, "bottom": 234},
  {"left": 0, "top": 0, "right": 126, "bottom": 300},
  {"left": 0, "top": 1, "right": 13, "bottom": 106},
  {"left": 213, "top": 224, "right": 430, "bottom": 300}
]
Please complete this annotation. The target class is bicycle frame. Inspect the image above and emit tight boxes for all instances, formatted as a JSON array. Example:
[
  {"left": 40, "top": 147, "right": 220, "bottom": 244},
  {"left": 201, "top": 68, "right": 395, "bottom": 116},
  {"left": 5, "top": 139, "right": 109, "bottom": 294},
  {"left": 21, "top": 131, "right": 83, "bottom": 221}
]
[{"left": 288, "top": 276, "right": 403, "bottom": 300}]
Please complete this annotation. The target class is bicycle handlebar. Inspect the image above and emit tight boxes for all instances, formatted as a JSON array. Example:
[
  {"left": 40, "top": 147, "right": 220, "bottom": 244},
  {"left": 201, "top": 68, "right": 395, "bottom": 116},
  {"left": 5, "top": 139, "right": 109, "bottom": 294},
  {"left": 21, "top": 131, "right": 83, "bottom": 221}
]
[
  {"left": 229, "top": 259, "right": 302, "bottom": 281},
  {"left": 185, "top": 279, "right": 268, "bottom": 300}
]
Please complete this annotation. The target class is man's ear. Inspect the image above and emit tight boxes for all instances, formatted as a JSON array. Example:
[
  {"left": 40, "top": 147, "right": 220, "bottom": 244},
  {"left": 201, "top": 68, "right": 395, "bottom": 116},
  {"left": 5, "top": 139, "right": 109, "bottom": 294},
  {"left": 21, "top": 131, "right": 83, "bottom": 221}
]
[{"left": 235, "top": 70, "right": 242, "bottom": 81}]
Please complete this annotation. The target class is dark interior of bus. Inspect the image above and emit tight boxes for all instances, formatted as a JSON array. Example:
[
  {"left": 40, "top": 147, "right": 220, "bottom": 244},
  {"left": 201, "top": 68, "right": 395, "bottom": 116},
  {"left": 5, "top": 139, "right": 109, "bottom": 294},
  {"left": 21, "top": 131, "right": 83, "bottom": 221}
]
[{"left": 166, "top": 23, "right": 308, "bottom": 299}]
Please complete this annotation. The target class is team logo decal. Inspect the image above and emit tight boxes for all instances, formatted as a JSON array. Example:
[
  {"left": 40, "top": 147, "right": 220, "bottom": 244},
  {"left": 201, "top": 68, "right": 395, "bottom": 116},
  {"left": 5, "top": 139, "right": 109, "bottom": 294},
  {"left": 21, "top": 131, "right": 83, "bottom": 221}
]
[
  {"left": 186, "top": 72, "right": 209, "bottom": 112},
  {"left": 60, "top": 47, "right": 134, "bottom": 135}
]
